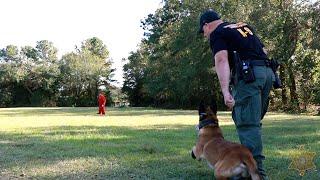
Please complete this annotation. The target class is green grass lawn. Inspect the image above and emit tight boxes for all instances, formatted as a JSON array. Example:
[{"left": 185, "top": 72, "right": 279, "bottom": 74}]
[{"left": 0, "top": 107, "right": 319, "bottom": 179}]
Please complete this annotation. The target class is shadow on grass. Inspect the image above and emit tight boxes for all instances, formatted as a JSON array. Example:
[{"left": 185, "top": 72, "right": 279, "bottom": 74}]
[
  {"left": 0, "top": 118, "right": 319, "bottom": 179},
  {"left": 0, "top": 107, "right": 198, "bottom": 117},
  {"left": 0, "top": 124, "right": 212, "bottom": 179}
]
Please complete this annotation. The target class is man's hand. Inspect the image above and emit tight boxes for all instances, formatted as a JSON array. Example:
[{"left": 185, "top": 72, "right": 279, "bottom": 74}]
[{"left": 222, "top": 90, "right": 235, "bottom": 109}]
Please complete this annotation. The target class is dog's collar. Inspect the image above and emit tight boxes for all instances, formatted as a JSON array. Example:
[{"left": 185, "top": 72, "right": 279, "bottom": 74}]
[{"left": 198, "top": 119, "right": 219, "bottom": 129}]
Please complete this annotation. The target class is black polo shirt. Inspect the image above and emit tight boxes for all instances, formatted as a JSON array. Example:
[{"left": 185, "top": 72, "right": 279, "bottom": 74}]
[{"left": 210, "top": 22, "right": 267, "bottom": 68}]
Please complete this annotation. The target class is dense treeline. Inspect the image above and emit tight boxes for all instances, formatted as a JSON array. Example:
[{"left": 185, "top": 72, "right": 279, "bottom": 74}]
[
  {"left": 122, "top": 0, "right": 320, "bottom": 112},
  {"left": 0, "top": 37, "right": 115, "bottom": 107}
]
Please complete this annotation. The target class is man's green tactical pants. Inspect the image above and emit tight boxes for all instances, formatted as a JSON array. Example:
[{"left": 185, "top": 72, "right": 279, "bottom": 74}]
[{"left": 232, "top": 66, "right": 274, "bottom": 180}]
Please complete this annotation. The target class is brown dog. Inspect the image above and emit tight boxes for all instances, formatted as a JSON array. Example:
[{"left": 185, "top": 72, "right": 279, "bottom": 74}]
[{"left": 191, "top": 101, "right": 261, "bottom": 180}]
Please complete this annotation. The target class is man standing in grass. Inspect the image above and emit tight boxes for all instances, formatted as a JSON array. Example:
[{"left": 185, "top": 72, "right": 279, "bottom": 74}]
[
  {"left": 97, "top": 91, "right": 107, "bottom": 115},
  {"left": 198, "top": 9, "right": 275, "bottom": 179}
]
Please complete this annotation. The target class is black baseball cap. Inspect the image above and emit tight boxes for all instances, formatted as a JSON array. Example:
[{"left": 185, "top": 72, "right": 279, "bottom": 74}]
[{"left": 198, "top": 9, "right": 220, "bottom": 33}]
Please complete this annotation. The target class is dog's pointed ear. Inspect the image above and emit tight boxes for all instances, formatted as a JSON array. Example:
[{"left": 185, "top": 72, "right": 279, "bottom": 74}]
[
  {"left": 210, "top": 98, "right": 217, "bottom": 115},
  {"left": 199, "top": 100, "right": 205, "bottom": 115}
]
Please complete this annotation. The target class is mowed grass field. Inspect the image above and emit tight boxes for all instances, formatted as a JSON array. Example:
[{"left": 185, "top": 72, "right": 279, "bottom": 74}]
[{"left": 0, "top": 107, "right": 319, "bottom": 179}]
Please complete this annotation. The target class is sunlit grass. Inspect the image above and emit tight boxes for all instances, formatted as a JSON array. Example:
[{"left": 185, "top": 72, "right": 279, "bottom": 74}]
[{"left": 0, "top": 107, "right": 319, "bottom": 179}]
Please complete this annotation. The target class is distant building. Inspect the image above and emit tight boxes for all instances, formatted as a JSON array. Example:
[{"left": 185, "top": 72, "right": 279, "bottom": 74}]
[{"left": 113, "top": 100, "right": 129, "bottom": 107}]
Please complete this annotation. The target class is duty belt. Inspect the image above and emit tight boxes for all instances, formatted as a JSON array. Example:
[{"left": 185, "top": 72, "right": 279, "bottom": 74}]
[{"left": 249, "top": 60, "right": 271, "bottom": 67}]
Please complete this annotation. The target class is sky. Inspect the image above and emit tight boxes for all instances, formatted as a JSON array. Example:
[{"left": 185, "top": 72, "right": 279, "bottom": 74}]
[{"left": 0, "top": 0, "right": 162, "bottom": 87}]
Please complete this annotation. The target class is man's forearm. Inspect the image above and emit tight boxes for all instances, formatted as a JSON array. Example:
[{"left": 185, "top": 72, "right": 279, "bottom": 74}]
[{"left": 215, "top": 57, "right": 230, "bottom": 94}]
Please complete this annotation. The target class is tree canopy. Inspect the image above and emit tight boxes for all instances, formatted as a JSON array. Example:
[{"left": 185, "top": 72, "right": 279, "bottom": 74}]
[
  {"left": 1, "top": 0, "right": 319, "bottom": 112},
  {"left": 122, "top": 0, "right": 320, "bottom": 111},
  {"left": 0, "top": 37, "right": 115, "bottom": 107}
]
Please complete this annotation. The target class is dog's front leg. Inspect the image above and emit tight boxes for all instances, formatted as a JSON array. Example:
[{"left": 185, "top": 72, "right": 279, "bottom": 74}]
[
  {"left": 191, "top": 148, "right": 196, "bottom": 159},
  {"left": 191, "top": 146, "right": 203, "bottom": 161}
]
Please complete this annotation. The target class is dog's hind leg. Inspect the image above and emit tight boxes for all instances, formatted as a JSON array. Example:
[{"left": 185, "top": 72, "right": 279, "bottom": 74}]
[
  {"left": 214, "top": 159, "right": 248, "bottom": 178},
  {"left": 214, "top": 168, "right": 228, "bottom": 180},
  {"left": 242, "top": 156, "right": 261, "bottom": 180},
  {"left": 214, "top": 160, "right": 236, "bottom": 179},
  {"left": 215, "top": 176, "right": 228, "bottom": 180}
]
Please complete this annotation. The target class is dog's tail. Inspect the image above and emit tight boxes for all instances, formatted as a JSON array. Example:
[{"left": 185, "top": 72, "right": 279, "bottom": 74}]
[{"left": 242, "top": 155, "right": 261, "bottom": 180}]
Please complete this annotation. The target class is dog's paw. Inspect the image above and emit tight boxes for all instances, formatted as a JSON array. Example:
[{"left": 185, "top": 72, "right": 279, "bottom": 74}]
[{"left": 191, "top": 150, "right": 196, "bottom": 159}]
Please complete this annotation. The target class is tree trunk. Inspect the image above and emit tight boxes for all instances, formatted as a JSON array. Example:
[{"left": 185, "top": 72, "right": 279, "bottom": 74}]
[
  {"left": 279, "top": 64, "right": 288, "bottom": 107},
  {"left": 280, "top": 13, "right": 299, "bottom": 111},
  {"left": 287, "top": 63, "right": 300, "bottom": 112}
]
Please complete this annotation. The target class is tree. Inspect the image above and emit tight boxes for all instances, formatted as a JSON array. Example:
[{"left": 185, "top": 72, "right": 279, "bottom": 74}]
[
  {"left": 0, "top": 41, "right": 60, "bottom": 106},
  {"left": 58, "top": 37, "right": 113, "bottom": 106},
  {"left": 124, "top": 0, "right": 224, "bottom": 108},
  {"left": 123, "top": 0, "right": 320, "bottom": 111},
  {"left": 248, "top": 0, "right": 319, "bottom": 112},
  {"left": 122, "top": 49, "right": 152, "bottom": 106}
]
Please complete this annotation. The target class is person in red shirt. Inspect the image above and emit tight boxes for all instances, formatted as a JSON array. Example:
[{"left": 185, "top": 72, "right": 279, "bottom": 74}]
[{"left": 97, "top": 91, "right": 107, "bottom": 115}]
